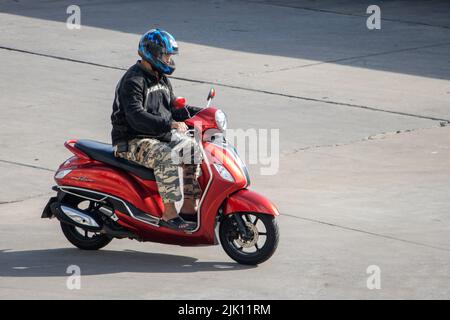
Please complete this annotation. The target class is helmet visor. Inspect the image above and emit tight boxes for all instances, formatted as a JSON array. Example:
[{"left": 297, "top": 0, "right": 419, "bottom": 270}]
[{"left": 160, "top": 53, "right": 176, "bottom": 68}]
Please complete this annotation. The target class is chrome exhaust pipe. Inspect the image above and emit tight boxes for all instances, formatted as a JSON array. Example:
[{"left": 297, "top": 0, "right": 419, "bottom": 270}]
[
  {"left": 50, "top": 202, "right": 102, "bottom": 231},
  {"left": 60, "top": 205, "right": 100, "bottom": 228}
]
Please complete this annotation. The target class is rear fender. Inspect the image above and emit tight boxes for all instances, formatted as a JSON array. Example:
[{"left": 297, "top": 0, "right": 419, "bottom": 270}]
[{"left": 41, "top": 196, "right": 58, "bottom": 218}]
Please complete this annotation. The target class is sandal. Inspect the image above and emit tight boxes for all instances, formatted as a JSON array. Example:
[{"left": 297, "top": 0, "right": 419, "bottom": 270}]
[
  {"left": 159, "top": 216, "right": 195, "bottom": 231},
  {"left": 179, "top": 212, "right": 197, "bottom": 222}
]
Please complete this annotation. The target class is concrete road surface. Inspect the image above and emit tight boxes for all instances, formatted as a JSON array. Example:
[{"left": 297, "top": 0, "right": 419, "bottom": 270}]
[{"left": 0, "top": 0, "right": 449, "bottom": 299}]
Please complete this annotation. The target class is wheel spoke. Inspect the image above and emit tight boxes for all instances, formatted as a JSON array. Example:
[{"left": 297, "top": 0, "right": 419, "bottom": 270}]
[
  {"left": 85, "top": 230, "right": 88, "bottom": 238},
  {"left": 255, "top": 243, "right": 260, "bottom": 250},
  {"left": 231, "top": 240, "right": 244, "bottom": 251},
  {"left": 244, "top": 214, "right": 251, "bottom": 222},
  {"left": 253, "top": 217, "right": 259, "bottom": 226},
  {"left": 259, "top": 232, "right": 267, "bottom": 236}
]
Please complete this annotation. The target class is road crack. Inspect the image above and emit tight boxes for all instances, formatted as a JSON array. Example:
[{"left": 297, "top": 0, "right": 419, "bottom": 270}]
[
  {"left": 283, "top": 123, "right": 448, "bottom": 155},
  {"left": 1, "top": 45, "right": 448, "bottom": 123},
  {"left": 0, "top": 192, "right": 54, "bottom": 205},
  {"left": 283, "top": 213, "right": 450, "bottom": 253}
]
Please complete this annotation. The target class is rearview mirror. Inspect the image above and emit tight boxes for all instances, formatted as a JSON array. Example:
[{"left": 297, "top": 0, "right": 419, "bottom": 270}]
[
  {"left": 207, "top": 88, "right": 215, "bottom": 101},
  {"left": 172, "top": 97, "right": 186, "bottom": 109}
]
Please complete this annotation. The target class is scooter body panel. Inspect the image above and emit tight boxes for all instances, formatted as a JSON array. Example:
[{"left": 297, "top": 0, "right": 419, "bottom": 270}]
[
  {"left": 56, "top": 156, "right": 164, "bottom": 217},
  {"left": 223, "top": 189, "right": 280, "bottom": 216}
]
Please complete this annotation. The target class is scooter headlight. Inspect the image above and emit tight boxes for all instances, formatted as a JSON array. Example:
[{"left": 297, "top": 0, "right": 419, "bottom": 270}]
[
  {"left": 213, "top": 164, "right": 234, "bottom": 182},
  {"left": 215, "top": 110, "right": 227, "bottom": 131}
]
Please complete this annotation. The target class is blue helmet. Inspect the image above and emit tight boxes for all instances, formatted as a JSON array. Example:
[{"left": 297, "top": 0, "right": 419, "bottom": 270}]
[{"left": 138, "top": 29, "right": 179, "bottom": 75}]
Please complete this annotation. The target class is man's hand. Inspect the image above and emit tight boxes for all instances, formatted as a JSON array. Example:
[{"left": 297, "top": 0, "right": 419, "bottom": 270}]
[{"left": 171, "top": 121, "right": 188, "bottom": 133}]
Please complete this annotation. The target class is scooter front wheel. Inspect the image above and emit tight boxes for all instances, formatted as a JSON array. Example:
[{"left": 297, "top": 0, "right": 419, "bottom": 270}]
[{"left": 219, "top": 213, "right": 279, "bottom": 265}]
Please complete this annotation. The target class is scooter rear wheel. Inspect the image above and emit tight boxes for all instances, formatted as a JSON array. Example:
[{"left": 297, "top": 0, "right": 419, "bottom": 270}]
[
  {"left": 60, "top": 222, "right": 112, "bottom": 250},
  {"left": 59, "top": 196, "right": 112, "bottom": 250},
  {"left": 219, "top": 213, "right": 279, "bottom": 265}
]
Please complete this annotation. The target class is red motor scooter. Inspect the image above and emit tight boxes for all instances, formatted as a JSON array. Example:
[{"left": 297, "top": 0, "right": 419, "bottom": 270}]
[{"left": 42, "top": 89, "right": 279, "bottom": 265}]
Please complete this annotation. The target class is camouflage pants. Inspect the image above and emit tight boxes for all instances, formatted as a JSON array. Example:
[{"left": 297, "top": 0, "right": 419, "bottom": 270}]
[{"left": 114, "top": 136, "right": 202, "bottom": 204}]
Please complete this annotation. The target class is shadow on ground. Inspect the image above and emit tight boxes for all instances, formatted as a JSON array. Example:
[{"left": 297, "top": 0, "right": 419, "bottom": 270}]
[
  {"left": 0, "top": 248, "right": 254, "bottom": 277},
  {"left": 1, "top": 0, "right": 449, "bottom": 79}
]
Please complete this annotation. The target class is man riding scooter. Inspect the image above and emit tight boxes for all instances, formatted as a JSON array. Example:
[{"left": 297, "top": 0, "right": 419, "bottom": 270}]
[
  {"left": 111, "top": 29, "right": 201, "bottom": 231},
  {"left": 41, "top": 27, "right": 279, "bottom": 264}
]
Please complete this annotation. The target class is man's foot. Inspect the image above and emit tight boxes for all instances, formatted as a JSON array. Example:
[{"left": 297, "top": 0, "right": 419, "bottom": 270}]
[
  {"left": 161, "top": 202, "right": 195, "bottom": 231},
  {"left": 180, "top": 199, "right": 197, "bottom": 213},
  {"left": 159, "top": 216, "right": 195, "bottom": 231},
  {"left": 179, "top": 212, "right": 197, "bottom": 222},
  {"left": 162, "top": 202, "right": 178, "bottom": 221},
  {"left": 179, "top": 198, "right": 198, "bottom": 222}
]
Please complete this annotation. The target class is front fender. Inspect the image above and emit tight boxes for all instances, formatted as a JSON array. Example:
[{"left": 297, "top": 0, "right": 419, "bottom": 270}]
[{"left": 223, "top": 189, "right": 280, "bottom": 216}]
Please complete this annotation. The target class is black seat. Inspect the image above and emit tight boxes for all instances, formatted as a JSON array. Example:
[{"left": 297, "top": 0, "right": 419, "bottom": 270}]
[{"left": 75, "top": 139, "right": 156, "bottom": 181}]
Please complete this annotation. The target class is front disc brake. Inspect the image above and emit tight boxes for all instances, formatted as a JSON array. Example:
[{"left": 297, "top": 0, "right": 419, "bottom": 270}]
[{"left": 235, "top": 221, "right": 259, "bottom": 248}]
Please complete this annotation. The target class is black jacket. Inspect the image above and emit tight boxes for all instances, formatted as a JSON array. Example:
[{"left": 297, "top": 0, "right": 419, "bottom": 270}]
[{"left": 111, "top": 61, "right": 200, "bottom": 145}]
